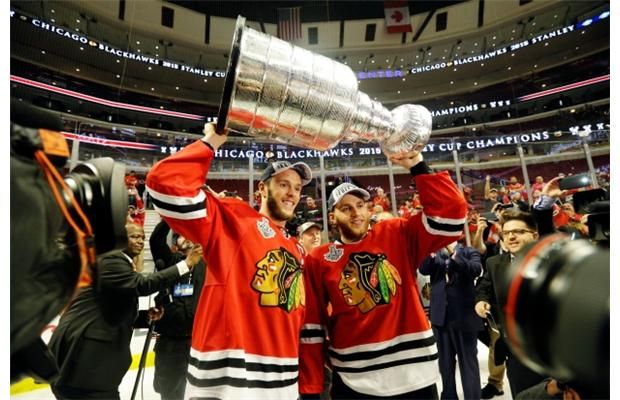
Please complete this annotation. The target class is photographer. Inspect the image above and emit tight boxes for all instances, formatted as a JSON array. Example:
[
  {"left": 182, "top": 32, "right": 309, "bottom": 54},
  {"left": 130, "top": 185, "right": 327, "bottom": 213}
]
[
  {"left": 149, "top": 219, "right": 205, "bottom": 400},
  {"left": 48, "top": 224, "right": 203, "bottom": 400}
]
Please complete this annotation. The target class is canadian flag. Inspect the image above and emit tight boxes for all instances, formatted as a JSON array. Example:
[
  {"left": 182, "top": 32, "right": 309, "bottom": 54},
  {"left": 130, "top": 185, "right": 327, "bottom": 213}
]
[{"left": 384, "top": 1, "right": 412, "bottom": 33}]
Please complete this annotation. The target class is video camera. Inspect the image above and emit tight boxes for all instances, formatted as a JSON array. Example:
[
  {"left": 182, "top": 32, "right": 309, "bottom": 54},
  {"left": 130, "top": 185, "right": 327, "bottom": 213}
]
[
  {"left": 10, "top": 100, "right": 128, "bottom": 382},
  {"left": 559, "top": 173, "right": 609, "bottom": 244},
  {"left": 495, "top": 233, "right": 609, "bottom": 397}
]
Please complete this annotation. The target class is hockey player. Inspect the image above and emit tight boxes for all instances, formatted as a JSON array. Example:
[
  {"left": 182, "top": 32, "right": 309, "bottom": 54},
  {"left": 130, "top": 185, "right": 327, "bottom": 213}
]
[
  {"left": 146, "top": 123, "right": 311, "bottom": 399},
  {"left": 299, "top": 148, "right": 468, "bottom": 399}
]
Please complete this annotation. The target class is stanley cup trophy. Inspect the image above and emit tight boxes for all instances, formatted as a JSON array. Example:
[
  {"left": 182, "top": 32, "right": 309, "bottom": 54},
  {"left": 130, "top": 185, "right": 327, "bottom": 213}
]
[{"left": 217, "top": 16, "right": 432, "bottom": 155}]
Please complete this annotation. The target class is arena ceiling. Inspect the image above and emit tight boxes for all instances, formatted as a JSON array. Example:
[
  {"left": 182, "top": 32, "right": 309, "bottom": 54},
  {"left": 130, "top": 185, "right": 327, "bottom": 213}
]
[
  {"left": 167, "top": 1, "right": 468, "bottom": 23},
  {"left": 11, "top": 1, "right": 609, "bottom": 108}
]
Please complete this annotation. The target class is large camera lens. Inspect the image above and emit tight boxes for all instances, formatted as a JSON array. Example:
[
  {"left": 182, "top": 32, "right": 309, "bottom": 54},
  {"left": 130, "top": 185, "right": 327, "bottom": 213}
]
[
  {"left": 499, "top": 233, "right": 609, "bottom": 390},
  {"left": 64, "top": 157, "right": 128, "bottom": 255}
]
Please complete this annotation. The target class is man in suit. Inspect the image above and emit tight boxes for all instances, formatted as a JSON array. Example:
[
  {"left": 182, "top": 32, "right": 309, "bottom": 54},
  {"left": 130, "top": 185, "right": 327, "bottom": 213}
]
[
  {"left": 475, "top": 210, "right": 547, "bottom": 399},
  {"left": 48, "top": 224, "right": 203, "bottom": 400},
  {"left": 419, "top": 242, "right": 483, "bottom": 400}
]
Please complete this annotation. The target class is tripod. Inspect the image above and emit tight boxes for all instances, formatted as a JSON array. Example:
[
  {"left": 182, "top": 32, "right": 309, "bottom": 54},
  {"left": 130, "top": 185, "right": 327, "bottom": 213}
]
[{"left": 130, "top": 322, "right": 155, "bottom": 400}]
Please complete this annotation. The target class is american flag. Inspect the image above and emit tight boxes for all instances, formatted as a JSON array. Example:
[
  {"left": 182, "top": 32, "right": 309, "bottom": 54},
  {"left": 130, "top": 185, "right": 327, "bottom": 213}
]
[{"left": 277, "top": 7, "right": 302, "bottom": 42}]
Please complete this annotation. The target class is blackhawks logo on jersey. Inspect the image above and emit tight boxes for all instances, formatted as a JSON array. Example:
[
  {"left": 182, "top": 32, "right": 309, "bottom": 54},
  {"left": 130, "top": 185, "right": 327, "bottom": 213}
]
[
  {"left": 339, "top": 252, "right": 402, "bottom": 314},
  {"left": 251, "top": 247, "right": 305, "bottom": 312}
]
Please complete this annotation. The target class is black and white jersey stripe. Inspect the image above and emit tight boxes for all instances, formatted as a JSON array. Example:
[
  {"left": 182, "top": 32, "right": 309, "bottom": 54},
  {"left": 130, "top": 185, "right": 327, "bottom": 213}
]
[
  {"left": 146, "top": 186, "right": 207, "bottom": 220},
  {"left": 185, "top": 349, "right": 299, "bottom": 399},
  {"left": 327, "top": 330, "right": 440, "bottom": 396},
  {"left": 422, "top": 213, "right": 466, "bottom": 237},
  {"left": 300, "top": 323, "right": 326, "bottom": 345}
]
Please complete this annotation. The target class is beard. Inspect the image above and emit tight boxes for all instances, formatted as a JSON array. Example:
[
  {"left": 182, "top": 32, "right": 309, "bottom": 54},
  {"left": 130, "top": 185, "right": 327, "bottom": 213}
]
[
  {"left": 266, "top": 188, "right": 295, "bottom": 222},
  {"left": 338, "top": 219, "right": 370, "bottom": 243}
]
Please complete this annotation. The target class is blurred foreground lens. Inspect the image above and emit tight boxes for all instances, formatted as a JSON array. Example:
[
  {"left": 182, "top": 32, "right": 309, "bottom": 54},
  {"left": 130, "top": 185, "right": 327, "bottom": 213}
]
[{"left": 500, "top": 234, "right": 609, "bottom": 388}]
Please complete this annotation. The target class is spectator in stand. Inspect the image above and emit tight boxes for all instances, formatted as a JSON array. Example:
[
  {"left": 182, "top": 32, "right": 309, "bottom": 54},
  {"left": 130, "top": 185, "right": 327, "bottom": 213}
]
[
  {"left": 497, "top": 186, "right": 511, "bottom": 205},
  {"left": 127, "top": 186, "right": 145, "bottom": 226},
  {"left": 506, "top": 176, "right": 524, "bottom": 193},
  {"left": 297, "top": 221, "right": 322, "bottom": 253},
  {"left": 411, "top": 192, "right": 422, "bottom": 209},
  {"left": 471, "top": 213, "right": 491, "bottom": 255},
  {"left": 252, "top": 190, "right": 262, "bottom": 211},
  {"left": 462, "top": 186, "right": 473, "bottom": 204},
  {"left": 126, "top": 205, "right": 137, "bottom": 225},
  {"left": 369, "top": 210, "right": 396, "bottom": 227},
  {"left": 372, "top": 204, "right": 385, "bottom": 216},
  {"left": 125, "top": 170, "right": 138, "bottom": 189},
  {"left": 483, "top": 176, "right": 502, "bottom": 212},
  {"left": 509, "top": 191, "right": 529, "bottom": 212},
  {"left": 372, "top": 186, "right": 391, "bottom": 212},
  {"left": 531, "top": 176, "right": 545, "bottom": 193},
  {"left": 467, "top": 207, "right": 481, "bottom": 236},
  {"left": 398, "top": 200, "right": 413, "bottom": 218},
  {"left": 301, "top": 196, "right": 321, "bottom": 222}
]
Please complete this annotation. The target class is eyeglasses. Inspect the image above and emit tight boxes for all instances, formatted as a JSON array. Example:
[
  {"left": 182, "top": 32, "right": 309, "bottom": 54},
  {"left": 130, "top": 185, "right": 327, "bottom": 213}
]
[{"left": 500, "top": 228, "right": 535, "bottom": 238}]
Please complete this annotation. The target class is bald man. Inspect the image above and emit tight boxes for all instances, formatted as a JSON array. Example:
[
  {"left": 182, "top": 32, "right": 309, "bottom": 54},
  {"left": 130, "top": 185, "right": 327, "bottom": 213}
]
[{"left": 49, "top": 224, "right": 203, "bottom": 400}]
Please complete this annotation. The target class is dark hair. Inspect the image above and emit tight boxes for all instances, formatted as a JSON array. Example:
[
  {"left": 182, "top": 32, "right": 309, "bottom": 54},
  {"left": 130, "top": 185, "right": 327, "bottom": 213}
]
[{"left": 500, "top": 210, "right": 537, "bottom": 232}]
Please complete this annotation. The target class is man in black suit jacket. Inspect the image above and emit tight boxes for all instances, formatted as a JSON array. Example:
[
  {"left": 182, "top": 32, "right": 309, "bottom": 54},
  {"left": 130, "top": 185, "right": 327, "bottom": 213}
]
[
  {"left": 48, "top": 224, "right": 203, "bottom": 400},
  {"left": 419, "top": 242, "right": 483, "bottom": 400},
  {"left": 475, "top": 211, "right": 546, "bottom": 399},
  {"left": 150, "top": 219, "right": 206, "bottom": 400}
]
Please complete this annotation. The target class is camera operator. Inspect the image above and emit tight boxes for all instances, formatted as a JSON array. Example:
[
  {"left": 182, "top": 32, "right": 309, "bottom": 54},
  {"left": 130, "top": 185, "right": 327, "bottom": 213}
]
[
  {"left": 11, "top": 100, "right": 128, "bottom": 383},
  {"left": 48, "top": 223, "right": 203, "bottom": 400},
  {"left": 149, "top": 219, "right": 206, "bottom": 400}
]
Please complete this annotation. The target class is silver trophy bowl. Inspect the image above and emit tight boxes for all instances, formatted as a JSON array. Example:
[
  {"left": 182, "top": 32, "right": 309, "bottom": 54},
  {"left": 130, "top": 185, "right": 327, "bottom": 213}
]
[{"left": 217, "top": 16, "right": 432, "bottom": 155}]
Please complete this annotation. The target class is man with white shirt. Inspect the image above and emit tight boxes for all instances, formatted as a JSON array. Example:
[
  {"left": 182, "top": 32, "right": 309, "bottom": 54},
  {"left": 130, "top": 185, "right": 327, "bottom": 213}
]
[{"left": 475, "top": 210, "right": 546, "bottom": 398}]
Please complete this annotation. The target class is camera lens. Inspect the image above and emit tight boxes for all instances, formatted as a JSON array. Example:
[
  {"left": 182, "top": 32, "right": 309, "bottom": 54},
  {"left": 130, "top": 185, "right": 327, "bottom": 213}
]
[
  {"left": 500, "top": 234, "right": 609, "bottom": 389},
  {"left": 64, "top": 157, "right": 128, "bottom": 254}
]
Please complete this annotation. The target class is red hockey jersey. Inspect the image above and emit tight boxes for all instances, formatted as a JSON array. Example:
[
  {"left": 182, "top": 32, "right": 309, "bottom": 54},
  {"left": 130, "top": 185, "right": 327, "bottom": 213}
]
[
  {"left": 146, "top": 140, "right": 306, "bottom": 399},
  {"left": 299, "top": 171, "right": 467, "bottom": 396}
]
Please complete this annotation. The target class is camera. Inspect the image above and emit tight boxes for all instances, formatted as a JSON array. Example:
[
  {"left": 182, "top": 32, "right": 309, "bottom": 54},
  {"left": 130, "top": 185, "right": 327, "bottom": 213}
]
[
  {"left": 10, "top": 100, "right": 128, "bottom": 382},
  {"left": 496, "top": 233, "right": 609, "bottom": 397},
  {"left": 558, "top": 173, "right": 592, "bottom": 191}
]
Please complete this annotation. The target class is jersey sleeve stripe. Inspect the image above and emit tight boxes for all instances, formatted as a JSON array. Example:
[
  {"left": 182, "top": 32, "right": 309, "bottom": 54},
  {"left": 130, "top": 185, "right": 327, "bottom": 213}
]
[
  {"left": 300, "top": 328, "right": 325, "bottom": 339},
  {"left": 423, "top": 214, "right": 467, "bottom": 225},
  {"left": 153, "top": 205, "right": 207, "bottom": 220},
  {"left": 301, "top": 337, "right": 325, "bottom": 344},
  {"left": 146, "top": 185, "right": 206, "bottom": 205},
  {"left": 150, "top": 196, "right": 206, "bottom": 214},
  {"left": 422, "top": 214, "right": 465, "bottom": 236}
]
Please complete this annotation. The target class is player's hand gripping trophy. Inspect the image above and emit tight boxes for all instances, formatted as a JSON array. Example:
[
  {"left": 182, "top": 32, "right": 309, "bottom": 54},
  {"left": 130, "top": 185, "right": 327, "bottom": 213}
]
[{"left": 217, "top": 16, "right": 432, "bottom": 156}]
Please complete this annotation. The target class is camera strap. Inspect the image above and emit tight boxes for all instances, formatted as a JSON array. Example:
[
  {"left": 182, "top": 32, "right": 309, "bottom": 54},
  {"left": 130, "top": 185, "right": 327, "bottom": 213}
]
[{"left": 33, "top": 148, "right": 97, "bottom": 289}]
